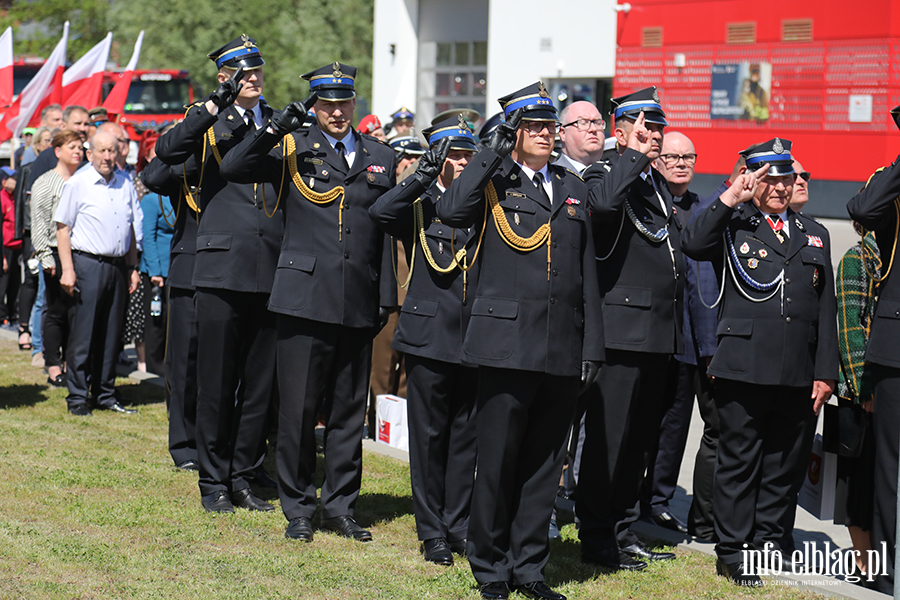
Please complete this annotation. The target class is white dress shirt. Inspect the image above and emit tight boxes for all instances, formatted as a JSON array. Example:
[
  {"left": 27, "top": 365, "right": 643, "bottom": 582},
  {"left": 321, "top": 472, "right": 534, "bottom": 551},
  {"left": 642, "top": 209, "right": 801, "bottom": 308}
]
[
  {"left": 53, "top": 165, "right": 137, "bottom": 257},
  {"left": 322, "top": 129, "right": 357, "bottom": 169}
]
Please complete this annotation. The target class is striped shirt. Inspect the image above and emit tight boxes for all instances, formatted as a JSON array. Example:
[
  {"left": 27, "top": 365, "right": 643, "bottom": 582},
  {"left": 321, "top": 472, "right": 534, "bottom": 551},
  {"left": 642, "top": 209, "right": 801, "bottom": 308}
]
[{"left": 30, "top": 169, "right": 67, "bottom": 270}]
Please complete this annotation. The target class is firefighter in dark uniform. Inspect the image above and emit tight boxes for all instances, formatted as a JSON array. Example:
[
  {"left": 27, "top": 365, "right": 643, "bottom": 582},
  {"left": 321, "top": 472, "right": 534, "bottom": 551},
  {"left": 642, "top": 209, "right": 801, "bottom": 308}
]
[
  {"left": 846, "top": 106, "right": 900, "bottom": 594},
  {"left": 369, "top": 115, "right": 480, "bottom": 567},
  {"left": 155, "top": 35, "right": 281, "bottom": 514},
  {"left": 576, "top": 87, "right": 683, "bottom": 571},
  {"left": 218, "top": 62, "right": 397, "bottom": 543},
  {"left": 139, "top": 155, "right": 201, "bottom": 472},
  {"left": 683, "top": 138, "right": 838, "bottom": 587},
  {"left": 437, "top": 82, "right": 604, "bottom": 600}
]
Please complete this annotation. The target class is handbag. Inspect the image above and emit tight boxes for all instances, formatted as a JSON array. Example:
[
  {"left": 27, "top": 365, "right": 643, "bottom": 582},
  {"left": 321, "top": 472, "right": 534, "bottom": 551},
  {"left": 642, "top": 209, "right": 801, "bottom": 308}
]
[{"left": 822, "top": 399, "right": 867, "bottom": 458}]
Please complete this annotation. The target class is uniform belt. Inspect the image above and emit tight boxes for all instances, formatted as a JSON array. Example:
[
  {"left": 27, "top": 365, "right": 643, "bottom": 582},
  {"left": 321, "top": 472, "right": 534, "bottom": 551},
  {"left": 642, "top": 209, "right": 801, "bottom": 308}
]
[{"left": 73, "top": 250, "right": 126, "bottom": 266}]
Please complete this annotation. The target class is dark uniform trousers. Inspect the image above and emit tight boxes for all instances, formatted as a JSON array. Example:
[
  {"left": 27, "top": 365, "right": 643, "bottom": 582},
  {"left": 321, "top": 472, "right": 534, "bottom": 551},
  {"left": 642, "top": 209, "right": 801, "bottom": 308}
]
[
  {"left": 369, "top": 178, "right": 480, "bottom": 543},
  {"left": 65, "top": 252, "right": 129, "bottom": 410},
  {"left": 218, "top": 122, "right": 398, "bottom": 521},
  {"left": 436, "top": 148, "right": 604, "bottom": 586},
  {"left": 683, "top": 199, "right": 838, "bottom": 567},
  {"left": 166, "top": 286, "right": 198, "bottom": 467},
  {"left": 276, "top": 316, "right": 372, "bottom": 520},
  {"left": 155, "top": 99, "right": 282, "bottom": 495},
  {"left": 847, "top": 160, "right": 900, "bottom": 595},
  {"left": 468, "top": 368, "right": 578, "bottom": 585},
  {"left": 577, "top": 149, "right": 684, "bottom": 554},
  {"left": 139, "top": 157, "right": 201, "bottom": 468},
  {"left": 578, "top": 350, "right": 669, "bottom": 552},
  {"left": 687, "top": 361, "right": 719, "bottom": 541},
  {"left": 713, "top": 380, "right": 815, "bottom": 562}
]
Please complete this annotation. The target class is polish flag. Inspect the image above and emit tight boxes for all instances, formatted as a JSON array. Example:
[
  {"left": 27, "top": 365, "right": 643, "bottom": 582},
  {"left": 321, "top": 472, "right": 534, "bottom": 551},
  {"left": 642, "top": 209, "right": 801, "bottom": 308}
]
[
  {"left": 0, "top": 22, "right": 68, "bottom": 142},
  {"left": 0, "top": 27, "right": 13, "bottom": 108},
  {"left": 103, "top": 31, "right": 144, "bottom": 119},
  {"left": 61, "top": 32, "right": 112, "bottom": 109}
]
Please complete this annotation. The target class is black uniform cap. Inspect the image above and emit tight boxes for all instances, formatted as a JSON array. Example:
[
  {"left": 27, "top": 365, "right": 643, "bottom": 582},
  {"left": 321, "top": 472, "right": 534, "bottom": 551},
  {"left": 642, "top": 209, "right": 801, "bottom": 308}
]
[
  {"left": 390, "top": 134, "right": 426, "bottom": 157},
  {"left": 208, "top": 34, "right": 265, "bottom": 71},
  {"left": 422, "top": 114, "right": 478, "bottom": 153},
  {"left": 611, "top": 86, "right": 667, "bottom": 126},
  {"left": 497, "top": 81, "right": 558, "bottom": 122},
  {"left": 478, "top": 112, "right": 504, "bottom": 144},
  {"left": 302, "top": 62, "right": 357, "bottom": 101},
  {"left": 740, "top": 138, "right": 794, "bottom": 177}
]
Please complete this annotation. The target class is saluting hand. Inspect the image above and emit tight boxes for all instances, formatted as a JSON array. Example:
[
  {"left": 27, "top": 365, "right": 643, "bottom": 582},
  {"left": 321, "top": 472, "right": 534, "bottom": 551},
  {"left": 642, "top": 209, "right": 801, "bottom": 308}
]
[
  {"left": 269, "top": 102, "right": 307, "bottom": 136},
  {"left": 625, "top": 111, "right": 653, "bottom": 156},
  {"left": 488, "top": 108, "right": 522, "bottom": 159},
  {"left": 721, "top": 163, "right": 770, "bottom": 208},
  {"left": 414, "top": 137, "right": 451, "bottom": 188},
  {"left": 209, "top": 67, "right": 244, "bottom": 110}
]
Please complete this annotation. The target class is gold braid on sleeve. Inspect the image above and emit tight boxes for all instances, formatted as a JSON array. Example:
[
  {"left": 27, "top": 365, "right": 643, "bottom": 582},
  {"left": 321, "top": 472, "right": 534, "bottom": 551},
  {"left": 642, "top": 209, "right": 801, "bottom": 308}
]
[{"left": 282, "top": 134, "right": 346, "bottom": 240}]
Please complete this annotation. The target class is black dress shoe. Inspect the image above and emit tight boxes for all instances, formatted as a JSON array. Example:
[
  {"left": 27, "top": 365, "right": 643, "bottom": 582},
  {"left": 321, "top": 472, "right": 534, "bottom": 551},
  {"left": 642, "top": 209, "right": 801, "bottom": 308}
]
[
  {"left": 285, "top": 517, "right": 314, "bottom": 542},
  {"left": 231, "top": 488, "right": 275, "bottom": 512},
  {"left": 650, "top": 510, "right": 688, "bottom": 534},
  {"left": 103, "top": 402, "right": 137, "bottom": 415},
  {"left": 47, "top": 374, "right": 66, "bottom": 388},
  {"left": 421, "top": 537, "right": 453, "bottom": 565},
  {"left": 68, "top": 404, "right": 93, "bottom": 416},
  {"left": 621, "top": 541, "right": 675, "bottom": 561},
  {"left": 479, "top": 581, "right": 510, "bottom": 600},
  {"left": 176, "top": 460, "right": 199, "bottom": 471},
  {"left": 449, "top": 538, "right": 467, "bottom": 556},
  {"left": 716, "top": 557, "right": 763, "bottom": 587},
  {"left": 516, "top": 581, "right": 566, "bottom": 600},
  {"left": 582, "top": 548, "right": 647, "bottom": 571},
  {"left": 248, "top": 468, "right": 278, "bottom": 489},
  {"left": 201, "top": 490, "right": 234, "bottom": 513},
  {"left": 321, "top": 515, "right": 372, "bottom": 541}
]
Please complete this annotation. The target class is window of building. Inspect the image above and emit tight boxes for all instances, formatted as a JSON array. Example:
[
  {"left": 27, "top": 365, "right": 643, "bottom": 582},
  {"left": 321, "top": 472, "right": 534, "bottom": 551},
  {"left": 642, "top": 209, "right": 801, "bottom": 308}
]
[
  {"left": 419, "top": 40, "right": 488, "bottom": 127},
  {"left": 782, "top": 19, "right": 813, "bottom": 42},
  {"left": 727, "top": 22, "right": 757, "bottom": 44},
  {"left": 642, "top": 27, "right": 663, "bottom": 48}
]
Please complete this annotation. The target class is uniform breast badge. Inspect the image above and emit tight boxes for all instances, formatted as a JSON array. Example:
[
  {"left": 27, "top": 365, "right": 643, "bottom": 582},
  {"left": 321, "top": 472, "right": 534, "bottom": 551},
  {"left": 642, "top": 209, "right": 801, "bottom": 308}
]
[
  {"left": 514, "top": 213, "right": 520, "bottom": 225},
  {"left": 812, "top": 268, "right": 820, "bottom": 287},
  {"left": 795, "top": 219, "right": 805, "bottom": 232},
  {"left": 747, "top": 258, "right": 759, "bottom": 269},
  {"left": 367, "top": 172, "right": 376, "bottom": 183},
  {"left": 439, "top": 242, "right": 444, "bottom": 254},
  {"left": 758, "top": 248, "right": 768, "bottom": 258},
  {"left": 309, "top": 177, "right": 315, "bottom": 189},
  {"left": 806, "top": 235, "right": 823, "bottom": 248},
  {"left": 567, "top": 205, "right": 577, "bottom": 217},
  {"left": 510, "top": 174, "right": 517, "bottom": 181},
  {"left": 740, "top": 242, "right": 750, "bottom": 254}
]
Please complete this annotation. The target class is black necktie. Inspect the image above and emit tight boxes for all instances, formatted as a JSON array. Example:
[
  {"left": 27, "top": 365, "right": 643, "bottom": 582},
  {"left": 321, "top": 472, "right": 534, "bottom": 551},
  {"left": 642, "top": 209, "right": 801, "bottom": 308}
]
[
  {"left": 246, "top": 111, "right": 256, "bottom": 132},
  {"left": 335, "top": 141, "right": 349, "bottom": 170},
  {"left": 533, "top": 172, "right": 550, "bottom": 205}
]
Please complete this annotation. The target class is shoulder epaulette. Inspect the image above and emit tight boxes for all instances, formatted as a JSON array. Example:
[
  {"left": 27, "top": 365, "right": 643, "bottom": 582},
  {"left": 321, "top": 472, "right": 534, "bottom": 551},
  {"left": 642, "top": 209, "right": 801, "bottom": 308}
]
[{"left": 552, "top": 164, "right": 584, "bottom": 181}]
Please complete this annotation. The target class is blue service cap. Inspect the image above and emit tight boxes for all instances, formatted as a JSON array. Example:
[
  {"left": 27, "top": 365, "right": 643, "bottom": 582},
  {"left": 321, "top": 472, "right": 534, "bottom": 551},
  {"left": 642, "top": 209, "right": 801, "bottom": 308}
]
[
  {"left": 611, "top": 86, "right": 667, "bottom": 126},
  {"left": 302, "top": 62, "right": 356, "bottom": 101},
  {"left": 390, "top": 134, "right": 425, "bottom": 157},
  {"left": 497, "top": 81, "right": 558, "bottom": 122},
  {"left": 422, "top": 114, "right": 477, "bottom": 153},
  {"left": 391, "top": 106, "right": 414, "bottom": 121},
  {"left": 208, "top": 34, "right": 265, "bottom": 70},
  {"left": 740, "top": 138, "right": 794, "bottom": 177}
]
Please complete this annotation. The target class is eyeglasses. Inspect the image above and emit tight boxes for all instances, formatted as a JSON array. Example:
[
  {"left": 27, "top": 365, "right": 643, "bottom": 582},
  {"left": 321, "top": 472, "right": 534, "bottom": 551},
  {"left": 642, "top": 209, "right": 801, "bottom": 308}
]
[
  {"left": 795, "top": 171, "right": 811, "bottom": 182},
  {"left": 562, "top": 118, "right": 605, "bottom": 132},
  {"left": 659, "top": 153, "right": 697, "bottom": 167},
  {"left": 522, "top": 121, "right": 560, "bottom": 135}
]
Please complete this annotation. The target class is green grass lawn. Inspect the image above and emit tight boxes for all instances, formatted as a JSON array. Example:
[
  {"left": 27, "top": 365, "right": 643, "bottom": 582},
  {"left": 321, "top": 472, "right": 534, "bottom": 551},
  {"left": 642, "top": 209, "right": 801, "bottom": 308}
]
[{"left": 0, "top": 341, "right": 824, "bottom": 599}]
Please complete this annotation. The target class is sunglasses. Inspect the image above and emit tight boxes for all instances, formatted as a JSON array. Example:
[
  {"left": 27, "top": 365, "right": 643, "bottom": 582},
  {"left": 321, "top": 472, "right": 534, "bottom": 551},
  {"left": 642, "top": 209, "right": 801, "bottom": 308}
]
[{"left": 795, "top": 171, "right": 811, "bottom": 182}]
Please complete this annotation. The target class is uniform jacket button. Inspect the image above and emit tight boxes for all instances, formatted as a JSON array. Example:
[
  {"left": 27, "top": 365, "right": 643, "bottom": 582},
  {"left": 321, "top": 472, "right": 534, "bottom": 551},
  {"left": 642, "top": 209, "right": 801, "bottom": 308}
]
[
  {"left": 786, "top": 317, "right": 792, "bottom": 323},
  {"left": 289, "top": 260, "right": 293, "bottom": 265},
  {"left": 625, "top": 298, "right": 630, "bottom": 303},
  {"left": 488, "top": 307, "right": 493, "bottom": 313},
  {"left": 784, "top": 260, "right": 790, "bottom": 266},
  {"left": 726, "top": 326, "right": 731, "bottom": 331}
]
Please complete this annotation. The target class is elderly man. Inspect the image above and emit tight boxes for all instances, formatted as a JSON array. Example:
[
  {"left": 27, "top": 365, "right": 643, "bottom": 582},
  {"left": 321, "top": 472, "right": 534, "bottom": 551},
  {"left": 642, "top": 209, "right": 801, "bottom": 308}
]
[
  {"left": 790, "top": 159, "right": 810, "bottom": 211},
  {"left": 556, "top": 101, "right": 605, "bottom": 174},
  {"left": 683, "top": 138, "right": 837, "bottom": 586},
  {"left": 577, "top": 88, "right": 683, "bottom": 572},
  {"left": 437, "top": 81, "right": 603, "bottom": 600},
  {"left": 54, "top": 131, "right": 141, "bottom": 416},
  {"left": 638, "top": 132, "right": 717, "bottom": 535}
]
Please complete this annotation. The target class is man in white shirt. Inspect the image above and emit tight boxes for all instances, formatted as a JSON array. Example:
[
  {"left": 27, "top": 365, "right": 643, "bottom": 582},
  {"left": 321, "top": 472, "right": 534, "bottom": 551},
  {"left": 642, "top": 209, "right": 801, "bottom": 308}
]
[{"left": 55, "top": 130, "right": 141, "bottom": 416}]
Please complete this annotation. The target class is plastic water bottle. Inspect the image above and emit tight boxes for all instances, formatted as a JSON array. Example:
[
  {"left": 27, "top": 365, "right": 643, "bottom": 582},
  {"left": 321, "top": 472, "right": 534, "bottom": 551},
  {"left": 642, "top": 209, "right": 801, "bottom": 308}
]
[{"left": 150, "top": 286, "right": 162, "bottom": 317}]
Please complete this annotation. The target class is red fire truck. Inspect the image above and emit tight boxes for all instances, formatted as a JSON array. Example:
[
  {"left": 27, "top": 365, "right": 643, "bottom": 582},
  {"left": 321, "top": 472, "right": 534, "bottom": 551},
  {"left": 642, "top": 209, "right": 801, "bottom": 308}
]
[{"left": 101, "top": 69, "right": 198, "bottom": 142}]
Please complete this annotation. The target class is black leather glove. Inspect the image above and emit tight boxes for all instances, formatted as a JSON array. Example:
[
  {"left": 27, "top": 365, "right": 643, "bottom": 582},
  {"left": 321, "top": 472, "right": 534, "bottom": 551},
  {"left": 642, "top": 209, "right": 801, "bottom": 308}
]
[
  {"left": 209, "top": 67, "right": 244, "bottom": 109},
  {"left": 413, "top": 137, "right": 451, "bottom": 188},
  {"left": 487, "top": 108, "right": 522, "bottom": 158},
  {"left": 302, "top": 92, "right": 319, "bottom": 113},
  {"left": 269, "top": 101, "right": 307, "bottom": 136},
  {"left": 578, "top": 360, "right": 600, "bottom": 396},
  {"left": 378, "top": 307, "right": 393, "bottom": 332}
]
